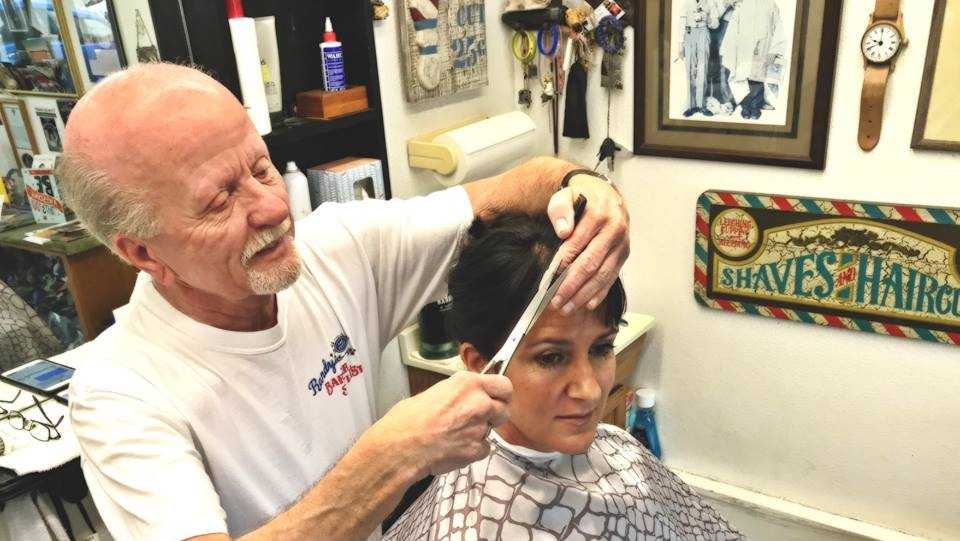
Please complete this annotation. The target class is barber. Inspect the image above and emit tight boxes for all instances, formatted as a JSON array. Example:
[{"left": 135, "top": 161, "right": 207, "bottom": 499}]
[{"left": 59, "top": 64, "right": 629, "bottom": 541}]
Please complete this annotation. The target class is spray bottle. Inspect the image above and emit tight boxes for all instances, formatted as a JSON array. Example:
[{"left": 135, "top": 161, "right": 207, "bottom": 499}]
[
  {"left": 320, "top": 18, "right": 347, "bottom": 92},
  {"left": 282, "top": 162, "right": 313, "bottom": 221},
  {"left": 627, "top": 388, "right": 662, "bottom": 458}
]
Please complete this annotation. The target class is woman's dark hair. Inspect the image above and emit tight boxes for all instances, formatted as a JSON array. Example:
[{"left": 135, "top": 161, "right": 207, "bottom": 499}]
[{"left": 447, "top": 214, "right": 626, "bottom": 360}]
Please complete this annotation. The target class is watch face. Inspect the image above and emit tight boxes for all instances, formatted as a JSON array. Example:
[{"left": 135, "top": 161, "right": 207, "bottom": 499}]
[{"left": 862, "top": 23, "right": 902, "bottom": 63}]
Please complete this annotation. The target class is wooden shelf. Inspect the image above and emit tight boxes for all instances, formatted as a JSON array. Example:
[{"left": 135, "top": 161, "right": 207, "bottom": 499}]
[
  {"left": 148, "top": 0, "right": 391, "bottom": 197},
  {"left": 263, "top": 109, "right": 377, "bottom": 148}
]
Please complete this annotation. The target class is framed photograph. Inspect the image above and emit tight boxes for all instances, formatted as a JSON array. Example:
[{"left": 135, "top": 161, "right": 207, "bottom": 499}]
[
  {"left": 36, "top": 108, "right": 63, "bottom": 152},
  {"left": 0, "top": 98, "right": 39, "bottom": 169},
  {"left": 634, "top": 0, "right": 842, "bottom": 169},
  {"left": 911, "top": 0, "right": 960, "bottom": 153},
  {"left": 399, "top": 0, "right": 488, "bottom": 103},
  {"left": 0, "top": 0, "right": 84, "bottom": 97},
  {"left": 73, "top": 0, "right": 127, "bottom": 82}
]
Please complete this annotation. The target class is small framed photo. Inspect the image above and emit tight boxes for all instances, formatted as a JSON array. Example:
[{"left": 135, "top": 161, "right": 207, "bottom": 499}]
[
  {"left": 0, "top": 0, "right": 85, "bottom": 97},
  {"left": 73, "top": 0, "right": 127, "bottom": 83},
  {"left": 36, "top": 108, "right": 64, "bottom": 153},
  {"left": 0, "top": 99, "right": 39, "bottom": 169},
  {"left": 634, "top": 0, "right": 842, "bottom": 169},
  {"left": 911, "top": 0, "right": 960, "bottom": 153}
]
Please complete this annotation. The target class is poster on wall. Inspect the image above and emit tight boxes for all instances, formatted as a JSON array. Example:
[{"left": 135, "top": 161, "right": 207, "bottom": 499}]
[
  {"left": 23, "top": 155, "right": 66, "bottom": 224},
  {"left": 634, "top": 0, "right": 842, "bottom": 169},
  {"left": 399, "top": 0, "right": 488, "bottom": 103},
  {"left": 694, "top": 190, "right": 960, "bottom": 347}
]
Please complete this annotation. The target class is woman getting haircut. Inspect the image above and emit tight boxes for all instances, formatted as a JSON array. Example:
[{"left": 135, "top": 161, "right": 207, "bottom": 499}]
[{"left": 384, "top": 215, "right": 743, "bottom": 540}]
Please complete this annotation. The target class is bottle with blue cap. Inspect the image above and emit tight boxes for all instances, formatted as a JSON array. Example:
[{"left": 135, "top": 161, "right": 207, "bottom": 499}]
[{"left": 628, "top": 388, "right": 662, "bottom": 458}]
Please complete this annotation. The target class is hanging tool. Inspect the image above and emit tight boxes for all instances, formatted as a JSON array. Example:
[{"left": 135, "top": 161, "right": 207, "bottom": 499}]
[
  {"left": 595, "top": 16, "right": 626, "bottom": 171},
  {"left": 537, "top": 23, "right": 561, "bottom": 155},
  {"left": 512, "top": 31, "right": 537, "bottom": 108}
]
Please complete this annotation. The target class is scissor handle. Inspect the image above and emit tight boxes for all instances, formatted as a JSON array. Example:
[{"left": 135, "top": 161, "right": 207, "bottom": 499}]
[{"left": 573, "top": 194, "right": 587, "bottom": 221}]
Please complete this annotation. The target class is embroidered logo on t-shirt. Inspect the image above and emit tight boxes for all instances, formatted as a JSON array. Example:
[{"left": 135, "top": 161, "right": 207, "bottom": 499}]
[{"left": 307, "top": 334, "right": 364, "bottom": 397}]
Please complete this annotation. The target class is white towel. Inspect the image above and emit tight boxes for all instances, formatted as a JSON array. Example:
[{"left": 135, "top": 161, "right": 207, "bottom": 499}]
[{"left": 0, "top": 401, "right": 79, "bottom": 476}]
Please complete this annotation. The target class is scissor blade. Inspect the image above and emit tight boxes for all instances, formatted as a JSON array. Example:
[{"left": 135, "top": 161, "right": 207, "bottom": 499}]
[{"left": 481, "top": 256, "right": 570, "bottom": 375}]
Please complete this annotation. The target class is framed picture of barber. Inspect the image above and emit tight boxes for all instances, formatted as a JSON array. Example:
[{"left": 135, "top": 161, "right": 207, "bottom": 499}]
[
  {"left": 669, "top": 0, "right": 796, "bottom": 125},
  {"left": 635, "top": 0, "right": 842, "bottom": 169}
]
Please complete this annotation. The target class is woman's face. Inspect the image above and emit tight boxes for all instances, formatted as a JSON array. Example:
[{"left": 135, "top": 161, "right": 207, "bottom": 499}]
[{"left": 472, "top": 306, "right": 618, "bottom": 455}]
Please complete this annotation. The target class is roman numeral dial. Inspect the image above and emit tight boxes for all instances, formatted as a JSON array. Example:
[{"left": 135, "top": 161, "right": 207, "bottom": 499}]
[{"left": 861, "top": 23, "right": 902, "bottom": 63}]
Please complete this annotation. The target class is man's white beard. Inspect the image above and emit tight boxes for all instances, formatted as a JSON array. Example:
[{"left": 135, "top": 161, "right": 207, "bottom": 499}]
[
  {"left": 246, "top": 246, "right": 302, "bottom": 294},
  {"left": 242, "top": 218, "right": 302, "bottom": 294}
]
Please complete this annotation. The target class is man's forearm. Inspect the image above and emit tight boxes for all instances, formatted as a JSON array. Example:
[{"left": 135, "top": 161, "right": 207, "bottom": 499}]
[
  {"left": 239, "top": 431, "right": 421, "bottom": 541},
  {"left": 464, "top": 156, "right": 579, "bottom": 220}
]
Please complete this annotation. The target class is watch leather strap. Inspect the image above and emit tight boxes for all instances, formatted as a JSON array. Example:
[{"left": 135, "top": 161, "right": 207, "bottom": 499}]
[
  {"left": 873, "top": 0, "right": 899, "bottom": 21},
  {"left": 560, "top": 169, "right": 610, "bottom": 189},
  {"left": 858, "top": 63, "right": 891, "bottom": 151}
]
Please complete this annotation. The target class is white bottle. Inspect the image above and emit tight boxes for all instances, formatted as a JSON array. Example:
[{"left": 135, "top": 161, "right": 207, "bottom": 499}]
[{"left": 282, "top": 162, "right": 312, "bottom": 221}]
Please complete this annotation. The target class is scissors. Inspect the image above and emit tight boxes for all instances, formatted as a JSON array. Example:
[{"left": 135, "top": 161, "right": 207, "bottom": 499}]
[{"left": 481, "top": 195, "right": 587, "bottom": 376}]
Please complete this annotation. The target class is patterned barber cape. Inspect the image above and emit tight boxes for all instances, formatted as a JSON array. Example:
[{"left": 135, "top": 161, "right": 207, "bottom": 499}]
[{"left": 384, "top": 424, "right": 744, "bottom": 541}]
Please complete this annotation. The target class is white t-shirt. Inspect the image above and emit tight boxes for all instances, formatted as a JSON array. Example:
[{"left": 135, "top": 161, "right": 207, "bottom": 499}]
[{"left": 69, "top": 187, "right": 474, "bottom": 540}]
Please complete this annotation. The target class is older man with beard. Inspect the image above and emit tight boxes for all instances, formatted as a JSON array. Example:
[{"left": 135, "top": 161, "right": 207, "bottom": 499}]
[{"left": 57, "top": 63, "right": 629, "bottom": 541}]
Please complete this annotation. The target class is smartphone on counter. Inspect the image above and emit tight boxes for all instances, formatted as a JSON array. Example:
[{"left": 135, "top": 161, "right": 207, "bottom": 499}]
[{"left": 1, "top": 358, "right": 74, "bottom": 403}]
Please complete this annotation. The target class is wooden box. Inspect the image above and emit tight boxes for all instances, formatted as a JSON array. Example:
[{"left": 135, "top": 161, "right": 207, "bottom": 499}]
[{"left": 296, "top": 86, "right": 368, "bottom": 120}]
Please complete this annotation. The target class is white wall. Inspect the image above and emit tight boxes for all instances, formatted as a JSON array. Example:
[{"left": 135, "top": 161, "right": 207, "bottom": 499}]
[
  {"left": 373, "top": 1, "right": 530, "bottom": 200},
  {"left": 551, "top": 2, "right": 960, "bottom": 539}
]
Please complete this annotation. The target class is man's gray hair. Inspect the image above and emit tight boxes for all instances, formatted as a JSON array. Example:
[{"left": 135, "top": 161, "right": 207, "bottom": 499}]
[{"left": 56, "top": 152, "right": 160, "bottom": 250}]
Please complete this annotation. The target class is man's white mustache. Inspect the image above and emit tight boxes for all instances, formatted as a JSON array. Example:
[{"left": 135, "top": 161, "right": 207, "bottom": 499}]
[{"left": 241, "top": 218, "right": 292, "bottom": 267}]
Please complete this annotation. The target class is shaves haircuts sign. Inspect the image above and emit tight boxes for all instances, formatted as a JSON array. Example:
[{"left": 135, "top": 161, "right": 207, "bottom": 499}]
[
  {"left": 400, "top": 0, "right": 487, "bottom": 103},
  {"left": 694, "top": 190, "right": 960, "bottom": 346}
]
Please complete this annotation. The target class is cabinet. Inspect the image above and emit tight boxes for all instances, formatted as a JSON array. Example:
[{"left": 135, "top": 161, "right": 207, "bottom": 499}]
[
  {"left": 0, "top": 224, "right": 137, "bottom": 341},
  {"left": 147, "top": 0, "right": 391, "bottom": 195}
]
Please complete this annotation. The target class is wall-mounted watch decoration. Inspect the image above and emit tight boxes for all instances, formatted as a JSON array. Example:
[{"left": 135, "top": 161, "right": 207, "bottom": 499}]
[
  {"left": 858, "top": 0, "right": 908, "bottom": 151},
  {"left": 911, "top": 0, "right": 960, "bottom": 153}
]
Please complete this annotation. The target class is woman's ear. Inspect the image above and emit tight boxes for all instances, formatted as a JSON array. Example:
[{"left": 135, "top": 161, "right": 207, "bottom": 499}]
[{"left": 459, "top": 343, "right": 488, "bottom": 372}]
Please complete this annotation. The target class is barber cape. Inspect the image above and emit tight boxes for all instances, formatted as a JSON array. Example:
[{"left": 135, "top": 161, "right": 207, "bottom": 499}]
[{"left": 384, "top": 424, "right": 743, "bottom": 540}]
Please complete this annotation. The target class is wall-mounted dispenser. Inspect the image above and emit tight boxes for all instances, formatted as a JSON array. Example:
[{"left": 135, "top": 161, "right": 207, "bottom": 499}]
[{"left": 407, "top": 111, "right": 538, "bottom": 187}]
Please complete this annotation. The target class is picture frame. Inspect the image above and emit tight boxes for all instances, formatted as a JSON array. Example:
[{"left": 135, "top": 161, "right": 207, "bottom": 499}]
[
  {"left": 0, "top": 0, "right": 85, "bottom": 97},
  {"left": 633, "top": 0, "right": 842, "bottom": 170},
  {"left": 0, "top": 98, "right": 39, "bottom": 169},
  {"left": 911, "top": 0, "right": 960, "bottom": 153},
  {"left": 73, "top": 0, "right": 127, "bottom": 83}
]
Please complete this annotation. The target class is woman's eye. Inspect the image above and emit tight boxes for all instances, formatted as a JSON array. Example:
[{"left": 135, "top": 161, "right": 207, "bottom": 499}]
[
  {"left": 536, "top": 352, "right": 565, "bottom": 367},
  {"left": 254, "top": 169, "right": 270, "bottom": 181},
  {"left": 589, "top": 343, "right": 615, "bottom": 359}
]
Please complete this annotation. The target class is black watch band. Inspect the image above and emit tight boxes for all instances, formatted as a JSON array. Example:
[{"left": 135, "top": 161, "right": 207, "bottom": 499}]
[{"left": 560, "top": 169, "right": 610, "bottom": 190}]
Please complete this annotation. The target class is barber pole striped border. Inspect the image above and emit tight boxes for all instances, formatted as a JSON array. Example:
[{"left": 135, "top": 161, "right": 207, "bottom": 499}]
[{"left": 694, "top": 190, "right": 960, "bottom": 346}]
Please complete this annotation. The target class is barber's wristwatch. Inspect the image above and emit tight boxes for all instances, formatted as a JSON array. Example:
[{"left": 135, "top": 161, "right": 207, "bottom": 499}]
[
  {"left": 858, "top": 0, "right": 907, "bottom": 151},
  {"left": 560, "top": 169, "right": 611, "bottom": 190}
]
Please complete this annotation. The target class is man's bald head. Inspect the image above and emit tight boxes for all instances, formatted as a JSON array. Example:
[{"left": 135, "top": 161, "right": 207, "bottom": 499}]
[
  {"left": 58, "top": 63, "right": 254, "bottom": 248},
  {"left": 66, "top": 63, "right": 250, "bottom": 182}
]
